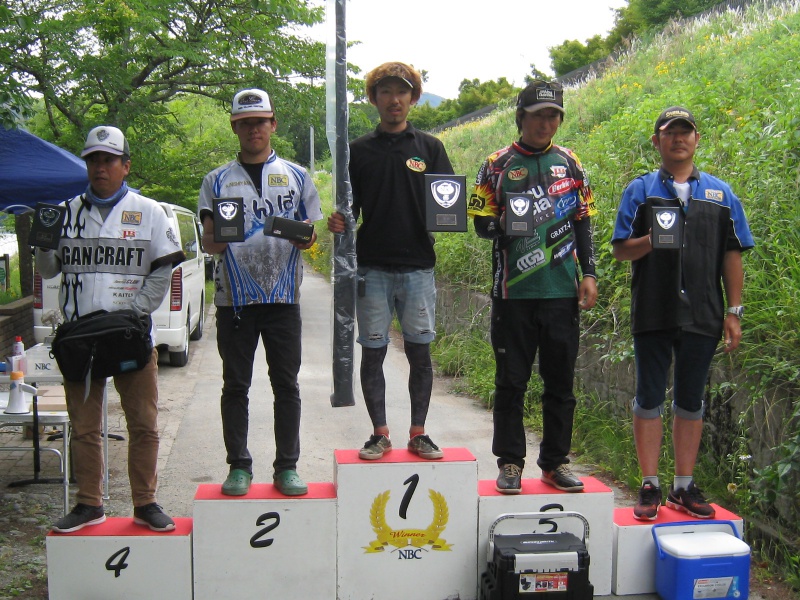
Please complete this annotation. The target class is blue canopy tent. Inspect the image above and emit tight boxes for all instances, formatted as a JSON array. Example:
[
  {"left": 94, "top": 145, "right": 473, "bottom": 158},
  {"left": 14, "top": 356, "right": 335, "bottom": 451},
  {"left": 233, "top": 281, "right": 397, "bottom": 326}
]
[{"left": 0, "top": 127, "right": 88, "bottom": 214}]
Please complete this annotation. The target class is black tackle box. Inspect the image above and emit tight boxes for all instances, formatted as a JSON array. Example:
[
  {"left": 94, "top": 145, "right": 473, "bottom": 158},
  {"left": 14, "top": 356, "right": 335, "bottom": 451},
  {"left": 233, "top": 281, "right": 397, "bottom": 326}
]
[{"left": 480, "top": 511, "right": 594, "bottom": 600}]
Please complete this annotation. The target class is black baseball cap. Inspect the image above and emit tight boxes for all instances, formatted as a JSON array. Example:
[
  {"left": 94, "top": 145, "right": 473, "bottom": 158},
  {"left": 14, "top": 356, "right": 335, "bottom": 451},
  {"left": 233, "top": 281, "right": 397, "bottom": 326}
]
[
  {"left": 517, "top": 81, "right": 564, "bottom": 115},
  {"left": 654, "top": 106, "right": 697, "bottom": 134}
]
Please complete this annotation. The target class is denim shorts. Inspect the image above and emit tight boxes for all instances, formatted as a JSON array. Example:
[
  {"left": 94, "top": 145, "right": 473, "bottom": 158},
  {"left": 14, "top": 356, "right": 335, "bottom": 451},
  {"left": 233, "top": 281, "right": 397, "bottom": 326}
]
[
  {"left": 633, "top": 329, "right": 719, "bottom": 419},
  {"left": 356, "top": 266, "right": 436, "bottom": 348}
]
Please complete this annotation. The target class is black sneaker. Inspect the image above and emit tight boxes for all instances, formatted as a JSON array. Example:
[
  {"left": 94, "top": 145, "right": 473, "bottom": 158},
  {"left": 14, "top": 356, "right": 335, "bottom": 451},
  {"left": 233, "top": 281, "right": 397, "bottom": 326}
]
[
  {"left": 666, "top": 482, "right": 716, "bottom": 519},
  {"left": 633, "top": 482, "right": 663, "bottom": 521},
  {"left": 52, "top": 503, "right": 106, "bottom": 533},
  {"left": 541, "top": 464, "right": 585, "bottom": 492},
  {"left": 133, "top": 503, "right": 176, "bottom": 532},
  {"left": 496, "top": 464, "right": 522, "bottom": 494}
]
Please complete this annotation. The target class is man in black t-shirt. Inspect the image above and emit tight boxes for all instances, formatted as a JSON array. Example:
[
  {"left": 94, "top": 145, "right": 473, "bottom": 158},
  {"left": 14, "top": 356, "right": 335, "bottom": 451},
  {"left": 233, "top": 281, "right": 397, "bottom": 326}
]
[{"left": 328, "top": 62, "right": 454, "bottom": 461}]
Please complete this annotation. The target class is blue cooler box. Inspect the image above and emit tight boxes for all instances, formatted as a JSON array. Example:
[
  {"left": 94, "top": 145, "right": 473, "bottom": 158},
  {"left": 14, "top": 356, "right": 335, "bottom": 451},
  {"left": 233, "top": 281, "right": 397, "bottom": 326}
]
[{"left": 652, "top": 521, "right": 750, "bottom": 600}]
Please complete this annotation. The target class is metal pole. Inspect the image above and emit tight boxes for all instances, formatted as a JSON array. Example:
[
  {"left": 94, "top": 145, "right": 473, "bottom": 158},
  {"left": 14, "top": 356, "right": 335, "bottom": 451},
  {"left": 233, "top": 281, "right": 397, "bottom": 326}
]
[
  {"left": 326, "top": 0, "right": 356, "bottom": 407},
  {"left": 309, "top": 125, "right": 315, "bottom": 175}
]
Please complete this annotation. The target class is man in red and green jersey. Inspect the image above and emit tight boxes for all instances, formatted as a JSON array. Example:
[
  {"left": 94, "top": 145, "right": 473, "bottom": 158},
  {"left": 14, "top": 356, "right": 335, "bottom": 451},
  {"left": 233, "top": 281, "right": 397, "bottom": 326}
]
[{"left": 468, "top": 80, "right": 598, "bottom": 495}]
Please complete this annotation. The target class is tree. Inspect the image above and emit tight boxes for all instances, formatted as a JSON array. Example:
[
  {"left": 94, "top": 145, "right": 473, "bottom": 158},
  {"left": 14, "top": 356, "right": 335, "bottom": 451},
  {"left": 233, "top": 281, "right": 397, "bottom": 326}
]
[
  {"left": 524, "top": 64, "right": 552, "bottom": 84},
  {"left": 0, "top": 5, "right": 34, "bottom": 127},
  {"left": 1, "top": 0, "right": 326, "bottom": 178},
  {"left": 549, "top": 35, "right": 610, "bottom": 77}
]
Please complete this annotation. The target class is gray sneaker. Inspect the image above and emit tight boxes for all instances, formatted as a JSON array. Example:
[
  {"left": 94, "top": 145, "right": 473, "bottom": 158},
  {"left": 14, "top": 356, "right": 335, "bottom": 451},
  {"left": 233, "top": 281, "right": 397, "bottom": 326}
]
[
  {"left": 52, "top": 503, "right": 106, "bottom": 533},
  {"left": 359, "top": 434, "right": 392, "bottom": 460},
  {"left": 496, "top": 464, "right": 523, "bottom": 494},
  {"left": 133, "top": 503, "right": 176, "bottom": 532},
  {"left": 541, "top": 464, "right": 584, "bottom": 492},
  {"left": 407, "top": 434, "right": 444, "bottom": 460}
]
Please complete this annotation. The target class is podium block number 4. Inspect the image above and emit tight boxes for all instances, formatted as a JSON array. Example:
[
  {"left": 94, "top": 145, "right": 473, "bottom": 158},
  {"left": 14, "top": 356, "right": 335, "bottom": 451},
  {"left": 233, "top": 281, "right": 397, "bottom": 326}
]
[{"left": 105, "top": 546, "right": 131, "bottom": 578}]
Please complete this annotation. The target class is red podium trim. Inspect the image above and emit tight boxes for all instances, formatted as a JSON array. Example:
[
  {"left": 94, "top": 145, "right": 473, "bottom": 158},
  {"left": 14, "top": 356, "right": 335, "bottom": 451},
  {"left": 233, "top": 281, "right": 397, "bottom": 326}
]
[
  {"left": 334, "top": 447, "right": 476, "bottom": 465},
  {"left": 194, "top": 481, "right": 336, "bottom": 501},
  {"left": 47, "top": 516, "right": 193, "bottom": 537},
  {"left": 478, "top": 476, "right": 612, "bottom": 496}
]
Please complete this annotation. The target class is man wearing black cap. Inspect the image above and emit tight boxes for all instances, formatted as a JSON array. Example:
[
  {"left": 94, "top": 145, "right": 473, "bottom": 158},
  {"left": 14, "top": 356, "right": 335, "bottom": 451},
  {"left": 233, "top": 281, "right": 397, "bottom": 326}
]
[
  {"left": 327, "top": 62, "right": 454, "bottom": 462},
  {"left": 612, "top": 107, "right": 754, "bottom": 521},
  {"left": 36, "top": 126, "right": 185, "bottom": 533},
  {"left": 468, "top": 81, "right": 598, "bottom": 494}
]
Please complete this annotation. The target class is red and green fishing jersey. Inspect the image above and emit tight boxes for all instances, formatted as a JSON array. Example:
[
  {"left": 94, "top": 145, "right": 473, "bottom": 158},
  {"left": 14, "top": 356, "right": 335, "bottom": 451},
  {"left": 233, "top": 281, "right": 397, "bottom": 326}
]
[{"left": 468, "top": 141, "right": 597, "bottom": 299}]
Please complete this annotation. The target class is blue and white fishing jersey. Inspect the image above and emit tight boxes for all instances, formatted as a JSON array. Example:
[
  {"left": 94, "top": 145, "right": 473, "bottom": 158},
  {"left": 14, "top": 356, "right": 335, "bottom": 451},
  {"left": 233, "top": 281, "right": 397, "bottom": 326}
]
[{"left": 198, "top": 151, "right": 323, "bottom": 307}]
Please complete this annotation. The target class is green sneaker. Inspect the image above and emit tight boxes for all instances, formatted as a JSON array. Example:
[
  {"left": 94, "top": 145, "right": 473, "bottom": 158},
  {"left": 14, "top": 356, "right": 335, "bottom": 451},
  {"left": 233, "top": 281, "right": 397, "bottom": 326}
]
[
  {"left": 221, "top": 469, "right": 252, "bottom": 496},
  {"left": 273, "top": 470, "right": 308, "bottom": 496}
]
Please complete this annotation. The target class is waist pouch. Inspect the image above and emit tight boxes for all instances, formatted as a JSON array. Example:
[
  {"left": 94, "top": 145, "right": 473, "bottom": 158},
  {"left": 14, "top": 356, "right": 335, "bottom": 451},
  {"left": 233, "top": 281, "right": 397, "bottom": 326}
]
[{"left": 51, "top": 310, "right": 153, "bottom": 382}]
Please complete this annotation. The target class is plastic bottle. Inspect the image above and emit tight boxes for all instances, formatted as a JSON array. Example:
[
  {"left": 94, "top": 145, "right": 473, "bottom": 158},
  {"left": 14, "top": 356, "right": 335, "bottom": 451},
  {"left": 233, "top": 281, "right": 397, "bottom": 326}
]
[
  {"left": 11, "top": 336, "right": 26, "bottom": 374},
  {"left": 12, "top": 336, "right": 24, "bottom": 356}
]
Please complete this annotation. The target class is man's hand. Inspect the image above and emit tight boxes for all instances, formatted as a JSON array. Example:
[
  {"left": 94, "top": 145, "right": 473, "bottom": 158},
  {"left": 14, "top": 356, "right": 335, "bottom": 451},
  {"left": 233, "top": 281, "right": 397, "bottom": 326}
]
[
  {"left": 722, "top": 314, "right": 742, "bottom": 353},
  {"left": 578, "top": 276, "right": 598, "bottom": 310},
  {"left": 290, "top": 228, "right": 317, "bottom": 250},
  {"left": 327, "top": 212, "right": 346, "bottom": 233}
]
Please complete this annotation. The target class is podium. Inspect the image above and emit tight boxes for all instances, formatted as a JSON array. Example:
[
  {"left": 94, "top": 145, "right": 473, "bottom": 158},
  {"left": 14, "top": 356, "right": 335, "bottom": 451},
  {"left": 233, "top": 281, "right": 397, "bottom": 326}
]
[
  {"left": 46, "top": 517, "right": 193, "bottom": 599},
  {"left": 192, "top": 482, "right": 337, "bottom": 599},
  {"left": 612, "top": 504, "right": 744, "bottom": 595},
  {"left": 335, "top": 448, "right": 479, "bottom": 600},
  {"left": 478, "top": 476, "right": 614, "bottom": 595},
  {"left": 44, "top": 446, "right": 747, "bottom": 599}
]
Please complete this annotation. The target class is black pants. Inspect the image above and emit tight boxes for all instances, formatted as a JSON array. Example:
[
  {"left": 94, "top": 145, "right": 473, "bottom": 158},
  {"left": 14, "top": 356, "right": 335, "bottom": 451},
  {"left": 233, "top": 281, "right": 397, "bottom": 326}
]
[
  {"left": 490, "top": 297, "right": 579, "bottom": 471},
  {"left": 216, "top": 304, "right": 302, "bottom": 477}
]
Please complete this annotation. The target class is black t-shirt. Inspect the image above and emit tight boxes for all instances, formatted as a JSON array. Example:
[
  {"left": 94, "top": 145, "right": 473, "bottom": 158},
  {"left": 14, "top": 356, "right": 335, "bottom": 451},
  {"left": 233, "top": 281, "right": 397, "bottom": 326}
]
[{"left": 348, "top": 123, "right": 454, "bottom": 269}]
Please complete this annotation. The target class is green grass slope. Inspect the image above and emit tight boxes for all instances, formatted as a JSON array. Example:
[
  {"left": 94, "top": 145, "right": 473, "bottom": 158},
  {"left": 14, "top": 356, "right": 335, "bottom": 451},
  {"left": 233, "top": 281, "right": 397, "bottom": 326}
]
[{"left": 436, "top": 0, "right": 799, "bottom": 585}]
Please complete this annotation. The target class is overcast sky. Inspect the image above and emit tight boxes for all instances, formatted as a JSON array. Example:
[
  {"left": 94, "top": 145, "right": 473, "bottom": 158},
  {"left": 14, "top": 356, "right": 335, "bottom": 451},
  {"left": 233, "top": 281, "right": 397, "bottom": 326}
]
[{"left": 314, "top": 0, "right": 627, "bottom": 99}]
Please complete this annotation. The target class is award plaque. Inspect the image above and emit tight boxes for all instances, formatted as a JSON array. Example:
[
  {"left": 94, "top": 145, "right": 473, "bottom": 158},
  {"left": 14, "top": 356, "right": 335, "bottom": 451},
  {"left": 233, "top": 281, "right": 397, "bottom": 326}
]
[
  {"left": 213, "top": 197, "right": 245, "bottom": 243},
  {"left": 28, "top": 203, "right": 66, "bottom": 249},
  {"left": 425, "top": 174, "right": 467, "bottom": 232},
  {"left": 505, "top": 193, "right": 537, "bottom": 237},
  {"left": 652, "top": 206, "right": 682, "bottom": 249},
  {"left": 263, "top": 216, "right": 314, "bottom": 243}
]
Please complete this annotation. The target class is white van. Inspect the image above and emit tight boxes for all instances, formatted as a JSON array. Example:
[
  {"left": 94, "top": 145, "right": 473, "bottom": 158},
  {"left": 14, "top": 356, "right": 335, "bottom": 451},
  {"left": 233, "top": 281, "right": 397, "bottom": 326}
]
[{"left": 32, "top": 202, "right": 207, "bottom": 367}]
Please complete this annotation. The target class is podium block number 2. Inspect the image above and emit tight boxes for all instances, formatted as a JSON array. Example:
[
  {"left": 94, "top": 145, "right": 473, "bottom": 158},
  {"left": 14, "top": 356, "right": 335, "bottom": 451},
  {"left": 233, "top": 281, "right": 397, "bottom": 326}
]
[{"left": 249, "top": 512, "right": 280, "bottom": 549}]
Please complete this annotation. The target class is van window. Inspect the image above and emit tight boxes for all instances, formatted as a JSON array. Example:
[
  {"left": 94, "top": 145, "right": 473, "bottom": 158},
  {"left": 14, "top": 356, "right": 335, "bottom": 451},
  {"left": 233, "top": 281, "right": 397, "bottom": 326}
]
[{"left": 176, "top": 212, "right": 198, "bottom": 261}]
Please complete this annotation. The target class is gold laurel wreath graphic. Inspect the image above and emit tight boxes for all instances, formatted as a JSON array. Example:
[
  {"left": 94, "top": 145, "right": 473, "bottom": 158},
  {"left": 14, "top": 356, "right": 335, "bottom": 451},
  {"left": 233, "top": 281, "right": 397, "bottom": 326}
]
[{"left": 363, "top": 489, "right": 452, "bottom": 553}]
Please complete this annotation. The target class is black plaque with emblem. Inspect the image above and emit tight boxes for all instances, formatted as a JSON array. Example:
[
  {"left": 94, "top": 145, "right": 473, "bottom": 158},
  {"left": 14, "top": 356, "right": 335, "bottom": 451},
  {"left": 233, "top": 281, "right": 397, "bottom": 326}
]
[
  {"left": 213, "top": 197, "right": 245, "bottom": 243},
  {"left": 651, "top": 206, "right": 682, "bottom": 249},
  {"left": 28, "top": 203, "right": 66, "bottom": 249},
  {"left": 263, "top": 216, "right": 314, "bottom": 243},
  {"left": 425, "top": 174, "right": 467, "bottom": 232},
  {"left": 505, "top": 193, "right": 537, "bottom": 237}
]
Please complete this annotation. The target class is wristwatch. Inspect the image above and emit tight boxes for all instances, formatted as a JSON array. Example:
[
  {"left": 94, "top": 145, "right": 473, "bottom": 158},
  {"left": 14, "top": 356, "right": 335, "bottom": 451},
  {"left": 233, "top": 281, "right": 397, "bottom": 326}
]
[{"left": 727, "top": 306, "right": 744, "bottom": 318}]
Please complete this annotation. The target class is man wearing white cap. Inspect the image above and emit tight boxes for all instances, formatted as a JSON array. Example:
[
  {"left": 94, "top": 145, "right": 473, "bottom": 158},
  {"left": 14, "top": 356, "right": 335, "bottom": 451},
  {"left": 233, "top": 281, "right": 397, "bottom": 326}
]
[
  {"left": 36, "top": 125, "right": 185, "bottom": 533},
  {"left": 199, "top": 89, "right": 322, "bottom": 497}
]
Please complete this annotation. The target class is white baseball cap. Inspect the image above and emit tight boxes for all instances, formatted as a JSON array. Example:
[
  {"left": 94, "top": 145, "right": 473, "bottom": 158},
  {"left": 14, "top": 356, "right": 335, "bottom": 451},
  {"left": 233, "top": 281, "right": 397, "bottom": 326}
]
[
  {"left": 231, "top": 89, "right": 274, "bottom": 122},
  {"left": 81, "top": 126, "right": 129, "bottom": 157}
]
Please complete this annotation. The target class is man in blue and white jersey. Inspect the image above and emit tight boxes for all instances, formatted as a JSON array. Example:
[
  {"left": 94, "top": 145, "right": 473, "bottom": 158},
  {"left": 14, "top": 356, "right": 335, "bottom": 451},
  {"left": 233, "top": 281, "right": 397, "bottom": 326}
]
[{"left": 198, "top": 88, "right": 322, "bottom": 497}]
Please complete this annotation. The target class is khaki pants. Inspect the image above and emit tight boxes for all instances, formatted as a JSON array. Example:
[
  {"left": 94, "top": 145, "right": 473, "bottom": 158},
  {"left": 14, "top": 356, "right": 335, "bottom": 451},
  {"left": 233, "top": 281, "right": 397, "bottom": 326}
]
[{"left": 64, "top": 349, "right": 160, "bottom": 508}]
